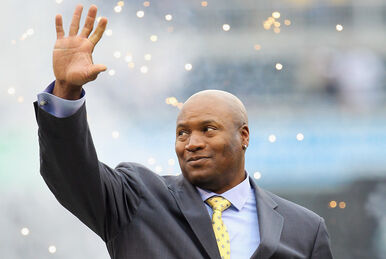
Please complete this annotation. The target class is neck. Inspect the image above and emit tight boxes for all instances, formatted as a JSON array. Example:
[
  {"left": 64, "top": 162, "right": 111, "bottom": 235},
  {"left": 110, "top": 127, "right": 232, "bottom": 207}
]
[{"left": 212, "top": 170, "right": 247, "bottom": 194}]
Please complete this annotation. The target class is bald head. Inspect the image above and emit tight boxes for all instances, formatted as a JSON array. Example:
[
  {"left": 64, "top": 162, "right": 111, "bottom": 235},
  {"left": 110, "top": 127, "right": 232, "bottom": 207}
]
[
  {"left": 178, "top": 90, "right": 248, "bottom": 128},
  {"left": 175, "top": 90, "right": 250, "bottom": 193}
]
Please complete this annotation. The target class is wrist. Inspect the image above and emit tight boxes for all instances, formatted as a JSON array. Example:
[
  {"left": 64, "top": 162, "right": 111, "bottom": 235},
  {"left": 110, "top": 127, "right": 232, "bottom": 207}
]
[{"left": 53, "top": 80, "right": 83, "bottom": 100}]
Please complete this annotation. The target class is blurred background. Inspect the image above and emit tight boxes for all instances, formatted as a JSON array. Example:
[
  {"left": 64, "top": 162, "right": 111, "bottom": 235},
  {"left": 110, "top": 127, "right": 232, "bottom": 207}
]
[{"left": 0, "top": 0, "right": 385, "bottom": 258}]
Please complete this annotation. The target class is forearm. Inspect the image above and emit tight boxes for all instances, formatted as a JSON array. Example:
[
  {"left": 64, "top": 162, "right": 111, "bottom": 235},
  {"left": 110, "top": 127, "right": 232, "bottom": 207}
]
[{"left": 34, "top": 101, "right": 107, "bottom": 238}]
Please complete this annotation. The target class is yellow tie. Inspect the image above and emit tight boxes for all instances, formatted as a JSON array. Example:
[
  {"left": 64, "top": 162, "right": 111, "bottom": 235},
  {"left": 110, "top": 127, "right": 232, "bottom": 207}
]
[{"left": 206, "top": 196, "right": 231, "bottom": 259}]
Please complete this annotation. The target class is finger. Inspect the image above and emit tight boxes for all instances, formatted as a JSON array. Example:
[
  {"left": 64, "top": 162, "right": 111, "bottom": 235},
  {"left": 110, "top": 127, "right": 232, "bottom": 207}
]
[
  {"left": 88, "top": 64, "right": 107, "bottom": 80},
  {"left": 89, "top": 17, "right": 107, "bottom": 46},
  {"left": 55, "top": 14, "right": 65, "bottom": 39},
  {"left": 92, "top": 64, "right": 107, "bottom": 74},
  {"left": 80, "top": 5, "right": 97, "bottom": 38},
  {"left": 69, "top": 4, "right": 83, "bottom": 36}
]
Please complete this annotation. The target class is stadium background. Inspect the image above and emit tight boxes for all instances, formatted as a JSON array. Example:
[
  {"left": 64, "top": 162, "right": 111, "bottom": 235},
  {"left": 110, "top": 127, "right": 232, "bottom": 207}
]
[{"left": 0, "top": 0, "right": 385, "bottom": 258}]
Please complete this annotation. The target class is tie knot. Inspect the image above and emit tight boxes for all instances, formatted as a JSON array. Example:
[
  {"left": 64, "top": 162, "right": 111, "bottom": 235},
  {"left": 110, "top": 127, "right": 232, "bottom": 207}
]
[{"left": 206, "top": 196, "right": 231, "bottom": 212}]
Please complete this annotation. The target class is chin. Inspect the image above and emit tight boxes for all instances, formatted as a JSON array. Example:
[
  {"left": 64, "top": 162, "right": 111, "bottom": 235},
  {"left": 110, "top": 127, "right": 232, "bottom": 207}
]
[{"left": 182, "top": 167, "right": 218, "bottom": 190}]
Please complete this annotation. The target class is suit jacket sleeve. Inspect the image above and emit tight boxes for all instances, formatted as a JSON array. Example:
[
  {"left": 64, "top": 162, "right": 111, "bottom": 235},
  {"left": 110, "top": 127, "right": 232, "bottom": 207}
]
[
  {"left": 310, "top": 217, "right": 334, "bottom": 259},
  {"left": 34, "top": 101, "right": 143, "bottom": 242}
]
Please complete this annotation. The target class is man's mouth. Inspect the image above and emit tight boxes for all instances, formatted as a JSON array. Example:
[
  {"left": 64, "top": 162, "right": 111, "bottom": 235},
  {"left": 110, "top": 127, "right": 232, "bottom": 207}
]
[{"left": 187, "top": 156, "right": 210, "bottom": 162}]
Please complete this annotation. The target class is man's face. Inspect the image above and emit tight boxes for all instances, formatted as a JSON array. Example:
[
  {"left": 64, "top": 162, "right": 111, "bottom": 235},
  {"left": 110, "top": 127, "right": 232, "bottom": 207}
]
[{"left": 175, "top": 96, "right": 247, "bottom": 193}]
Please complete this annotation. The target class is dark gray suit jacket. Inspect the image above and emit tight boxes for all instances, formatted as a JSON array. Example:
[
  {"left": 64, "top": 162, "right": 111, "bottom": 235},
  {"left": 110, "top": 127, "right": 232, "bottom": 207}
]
[{"left": 34, "top": 101, "right": 333, "bottom": 259}]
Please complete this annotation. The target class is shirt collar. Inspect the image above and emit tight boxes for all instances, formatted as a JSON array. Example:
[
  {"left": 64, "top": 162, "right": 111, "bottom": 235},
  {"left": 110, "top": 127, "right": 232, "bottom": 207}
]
[{"left": 195, "top": 173, "right": 252, "bottom": 211}]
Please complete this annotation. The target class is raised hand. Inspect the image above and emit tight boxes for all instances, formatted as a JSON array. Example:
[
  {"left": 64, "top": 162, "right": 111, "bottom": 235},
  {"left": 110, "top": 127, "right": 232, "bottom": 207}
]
[{"left": 52, "top": 5, "right": 107, "bottom": 99}]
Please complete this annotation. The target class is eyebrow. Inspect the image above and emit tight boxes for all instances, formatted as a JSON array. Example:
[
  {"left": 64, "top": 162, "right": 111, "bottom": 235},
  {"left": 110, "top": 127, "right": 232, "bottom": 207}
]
[{"left": 176, "top": 119, "right": 218, "bottom": 129}]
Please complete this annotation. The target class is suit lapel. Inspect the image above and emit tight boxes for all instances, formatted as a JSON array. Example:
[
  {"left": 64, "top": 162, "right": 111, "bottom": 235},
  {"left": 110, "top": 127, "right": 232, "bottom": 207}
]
[
  {"left": 250, "top": 178, "right": 284, "bottom": 259},
  {"left": 168, "top": 175, "right": 221, "bottom": 259}
]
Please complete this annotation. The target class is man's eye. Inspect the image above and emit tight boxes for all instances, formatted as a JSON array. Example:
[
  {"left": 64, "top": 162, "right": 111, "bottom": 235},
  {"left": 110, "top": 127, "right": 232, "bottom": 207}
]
[
  {"left": 178, "top": 130, "right": 188, "bottom": 136},
  {"left": 204, "top": 126, "right": 216, "bottom": 132}
]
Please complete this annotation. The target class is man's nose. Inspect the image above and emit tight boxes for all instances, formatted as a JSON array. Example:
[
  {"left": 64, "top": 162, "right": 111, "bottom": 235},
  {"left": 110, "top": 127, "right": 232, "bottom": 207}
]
[{"left": 185, "top": 133, "right": 205, "bottom": 152}]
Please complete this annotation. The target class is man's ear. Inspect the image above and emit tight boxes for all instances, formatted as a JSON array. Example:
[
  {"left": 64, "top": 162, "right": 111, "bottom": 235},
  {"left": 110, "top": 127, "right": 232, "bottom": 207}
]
[{"left": 240, "top": 124, "right": 249, "bottom": 147}]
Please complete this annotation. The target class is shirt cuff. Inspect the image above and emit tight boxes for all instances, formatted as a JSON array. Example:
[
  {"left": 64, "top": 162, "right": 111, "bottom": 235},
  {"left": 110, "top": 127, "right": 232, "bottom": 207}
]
[{"left": 36, "top": 81, "right": 86, "bottom": 118}]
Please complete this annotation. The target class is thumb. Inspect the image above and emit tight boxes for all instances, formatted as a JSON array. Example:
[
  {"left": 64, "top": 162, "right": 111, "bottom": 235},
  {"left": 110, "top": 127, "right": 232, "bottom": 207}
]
[
  {"left": 88, "top": 64, "right": 107, "bottom": 81},
  {"left": 91, "top": 64, "right": 107, "bottom": 75}
]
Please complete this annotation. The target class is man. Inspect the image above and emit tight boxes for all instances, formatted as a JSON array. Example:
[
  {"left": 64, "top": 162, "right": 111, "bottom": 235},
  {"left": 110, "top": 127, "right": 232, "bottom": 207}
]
[{"left": 34, "top": 4, "right": 333, "bottom": 259}]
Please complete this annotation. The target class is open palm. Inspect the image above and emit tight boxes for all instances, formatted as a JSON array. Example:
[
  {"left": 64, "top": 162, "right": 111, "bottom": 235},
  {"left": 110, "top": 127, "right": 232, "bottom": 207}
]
[{"left": 53, "top": 5, "right": 107, "bottom": 93}]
